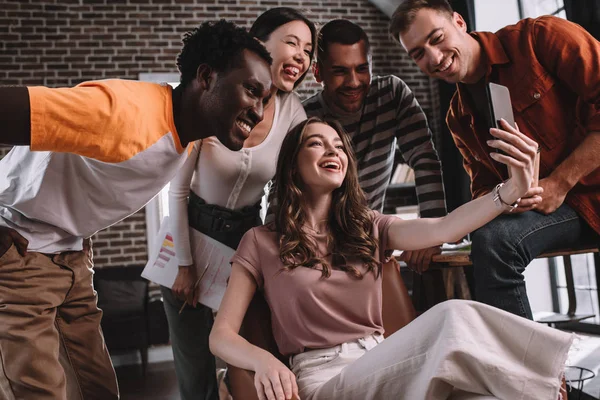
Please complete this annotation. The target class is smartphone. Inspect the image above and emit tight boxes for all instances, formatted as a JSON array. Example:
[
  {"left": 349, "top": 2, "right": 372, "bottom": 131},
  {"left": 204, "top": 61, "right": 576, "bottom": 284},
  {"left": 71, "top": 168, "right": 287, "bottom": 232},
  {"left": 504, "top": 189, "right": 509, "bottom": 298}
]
[
  {"left": 485, "top": 82, "right": 515, "bottom": 130},
  {"left": 485, "top": 82, "right": 540, "bottom": 186}
]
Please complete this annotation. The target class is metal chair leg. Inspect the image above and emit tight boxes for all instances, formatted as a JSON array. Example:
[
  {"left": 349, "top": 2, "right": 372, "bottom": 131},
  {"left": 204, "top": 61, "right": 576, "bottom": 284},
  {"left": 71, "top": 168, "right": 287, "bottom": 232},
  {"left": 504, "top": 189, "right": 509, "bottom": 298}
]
[{"left": 563, "top": 255, "right": 577, "bottom": 317}]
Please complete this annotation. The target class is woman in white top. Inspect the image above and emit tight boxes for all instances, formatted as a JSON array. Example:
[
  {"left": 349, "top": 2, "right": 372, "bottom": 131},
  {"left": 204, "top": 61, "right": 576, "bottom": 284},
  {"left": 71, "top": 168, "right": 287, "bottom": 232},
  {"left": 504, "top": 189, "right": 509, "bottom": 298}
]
[{"left": 160, "top": 9, "right": 315, "bottom": 400}]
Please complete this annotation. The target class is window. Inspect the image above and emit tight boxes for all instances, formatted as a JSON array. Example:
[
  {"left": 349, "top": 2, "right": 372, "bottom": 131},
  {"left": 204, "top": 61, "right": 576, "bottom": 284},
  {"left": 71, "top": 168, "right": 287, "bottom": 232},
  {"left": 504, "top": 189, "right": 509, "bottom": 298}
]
[
  {"left": 520, "top": 0, "right": 566, "bottom": 19},
  {"left": 474, "top": 0, "right": 521, "bottom": 32},
  {"left": 553, "top": 254, "right": 599, "bottom": 325},
  {"left": 474, "top": 0, "right": 565, "bottom": 33}
]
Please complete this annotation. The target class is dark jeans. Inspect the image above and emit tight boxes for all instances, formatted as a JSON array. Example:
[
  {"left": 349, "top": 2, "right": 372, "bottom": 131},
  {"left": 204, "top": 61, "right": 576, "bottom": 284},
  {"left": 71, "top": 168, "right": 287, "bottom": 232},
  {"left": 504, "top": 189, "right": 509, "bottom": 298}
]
[
  {"left": 161, "top": 191, "right": 261, "bottom": 400},
  {"left": 470, "top": 203, "right": 594, "bottom": 319}
]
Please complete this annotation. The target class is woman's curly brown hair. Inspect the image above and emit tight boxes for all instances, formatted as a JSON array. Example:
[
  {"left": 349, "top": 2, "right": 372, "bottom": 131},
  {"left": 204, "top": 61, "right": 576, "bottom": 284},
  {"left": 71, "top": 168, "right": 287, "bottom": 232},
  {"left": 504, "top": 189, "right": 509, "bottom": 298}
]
[{"left": 272, "top": 117, "right": 381, "bottom": 279}]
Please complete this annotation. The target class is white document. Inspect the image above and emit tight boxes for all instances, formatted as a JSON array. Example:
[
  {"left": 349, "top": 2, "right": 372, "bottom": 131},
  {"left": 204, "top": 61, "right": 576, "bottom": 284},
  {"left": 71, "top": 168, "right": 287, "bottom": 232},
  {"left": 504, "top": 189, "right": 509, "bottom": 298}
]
[
  {"left": 187, "top": 228, "right": 235, "bottom": 311},
  {"left": 142, "top": 216, "right": 178, "bottom": 288},
  {"left": 142, "top": 216, "right": 235, "bottom": 311}
]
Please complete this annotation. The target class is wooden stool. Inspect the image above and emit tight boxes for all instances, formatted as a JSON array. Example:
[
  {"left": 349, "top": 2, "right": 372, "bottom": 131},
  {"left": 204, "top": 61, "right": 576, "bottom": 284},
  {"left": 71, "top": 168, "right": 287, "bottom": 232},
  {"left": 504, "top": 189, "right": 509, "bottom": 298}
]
[
  {"left": 403, "top": 244, "right": 599, "bottom": 323},
  {"left": 535, "top": 246, "right": 599, "bottom": 326}
]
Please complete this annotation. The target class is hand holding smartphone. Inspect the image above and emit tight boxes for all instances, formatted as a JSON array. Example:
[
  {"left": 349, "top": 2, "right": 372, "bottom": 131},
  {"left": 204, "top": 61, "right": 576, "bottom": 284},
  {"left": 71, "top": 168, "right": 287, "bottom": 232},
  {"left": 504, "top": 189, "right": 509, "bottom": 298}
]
[{"left": 486, "top": 83, "right": 540, "bottom": 186}]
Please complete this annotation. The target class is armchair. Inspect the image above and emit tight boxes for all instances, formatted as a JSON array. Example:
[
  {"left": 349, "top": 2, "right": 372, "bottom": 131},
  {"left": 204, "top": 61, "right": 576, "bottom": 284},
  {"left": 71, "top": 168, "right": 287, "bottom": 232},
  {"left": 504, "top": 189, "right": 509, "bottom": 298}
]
[
  {"left": 94, "top": 265, "right": 150, "bottom": 376},
  {"left": 227, "top": 259, "right": 417, "bottom": 399}
]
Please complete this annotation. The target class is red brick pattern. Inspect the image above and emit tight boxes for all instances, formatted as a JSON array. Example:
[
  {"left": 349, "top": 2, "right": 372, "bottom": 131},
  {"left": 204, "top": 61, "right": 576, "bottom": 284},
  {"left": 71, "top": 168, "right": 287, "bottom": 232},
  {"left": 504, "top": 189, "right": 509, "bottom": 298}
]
[{"left": 0, "top": 0, "right": 439, "bottom": 267}]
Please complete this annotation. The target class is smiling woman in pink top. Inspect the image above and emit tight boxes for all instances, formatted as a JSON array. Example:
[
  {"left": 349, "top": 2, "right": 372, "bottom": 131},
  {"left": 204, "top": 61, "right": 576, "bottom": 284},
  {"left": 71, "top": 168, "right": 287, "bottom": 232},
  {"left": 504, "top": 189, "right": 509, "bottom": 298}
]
[{"left": 210, "top": 117, "right": 573, "bottom": 400}]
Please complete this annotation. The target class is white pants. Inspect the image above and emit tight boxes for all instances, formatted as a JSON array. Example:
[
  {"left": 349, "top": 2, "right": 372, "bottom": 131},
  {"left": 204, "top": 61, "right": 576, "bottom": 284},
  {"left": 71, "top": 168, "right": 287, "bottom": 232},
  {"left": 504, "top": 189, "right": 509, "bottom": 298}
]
[{"left": 289, "top": 300, "right": 573, "bottom": 400}]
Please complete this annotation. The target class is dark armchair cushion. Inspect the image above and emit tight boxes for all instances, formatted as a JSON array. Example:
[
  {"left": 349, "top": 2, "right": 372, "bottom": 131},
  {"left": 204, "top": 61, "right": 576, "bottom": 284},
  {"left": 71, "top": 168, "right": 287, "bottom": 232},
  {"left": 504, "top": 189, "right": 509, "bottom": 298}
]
[
  {"left": 96, "top": 279, "right": 147, "bottom": 318},
  {"left": 93, "top": 265, "right": 149, "bottom": 351}
]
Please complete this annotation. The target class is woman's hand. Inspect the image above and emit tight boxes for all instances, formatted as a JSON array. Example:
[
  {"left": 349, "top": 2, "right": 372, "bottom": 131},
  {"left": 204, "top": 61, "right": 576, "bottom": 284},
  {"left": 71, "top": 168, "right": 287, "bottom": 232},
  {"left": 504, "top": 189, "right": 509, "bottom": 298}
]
[
  {"left": 253, "top": 353, "right": 300, "bottom": 400},
  {"left": 172, "top": 264, "right": 199, "bottom": 307},
  {"left": 487, "top": 119, "right": 539, "bottom": 203}
]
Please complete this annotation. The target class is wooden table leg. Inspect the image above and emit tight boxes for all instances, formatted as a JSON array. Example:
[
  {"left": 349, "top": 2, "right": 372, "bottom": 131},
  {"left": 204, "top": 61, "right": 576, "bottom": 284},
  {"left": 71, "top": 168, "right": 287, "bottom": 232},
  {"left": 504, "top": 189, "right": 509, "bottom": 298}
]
[
  {"left": 456, "top": 267, "right": 472, "bottom": 300},
  {"left": 443, "top": 269, "right": 455, "bottom": 298}
]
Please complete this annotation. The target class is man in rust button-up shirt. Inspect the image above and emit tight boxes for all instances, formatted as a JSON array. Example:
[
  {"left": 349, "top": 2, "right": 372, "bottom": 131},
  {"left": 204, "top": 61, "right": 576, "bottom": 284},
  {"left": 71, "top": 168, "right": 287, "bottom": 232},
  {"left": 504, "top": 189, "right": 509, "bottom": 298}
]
[{"left": 391, "top": 0, "right": 600, "bottom": 319}]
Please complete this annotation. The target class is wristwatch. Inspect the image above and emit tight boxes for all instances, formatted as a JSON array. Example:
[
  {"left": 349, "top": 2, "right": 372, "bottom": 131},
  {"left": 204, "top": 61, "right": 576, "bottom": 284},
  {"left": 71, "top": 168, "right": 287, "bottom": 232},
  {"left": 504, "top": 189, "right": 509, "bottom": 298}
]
[{"left": 492, "top": 182, "right": 520, "bottom": 212}]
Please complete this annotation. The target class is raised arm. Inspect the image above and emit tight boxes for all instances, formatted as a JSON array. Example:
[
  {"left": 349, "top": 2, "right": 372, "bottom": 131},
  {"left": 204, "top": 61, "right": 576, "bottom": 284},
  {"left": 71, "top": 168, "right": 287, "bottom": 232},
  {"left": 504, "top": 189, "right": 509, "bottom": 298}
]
[
  {"left": 0, "top": 87, "right": 31, "bottom": 146},
  {"left": 210, "top": 264, "right": 299, "bottom": 400},
  {"left": 388, "top": 120, "right": 538, "bottom": 251}
]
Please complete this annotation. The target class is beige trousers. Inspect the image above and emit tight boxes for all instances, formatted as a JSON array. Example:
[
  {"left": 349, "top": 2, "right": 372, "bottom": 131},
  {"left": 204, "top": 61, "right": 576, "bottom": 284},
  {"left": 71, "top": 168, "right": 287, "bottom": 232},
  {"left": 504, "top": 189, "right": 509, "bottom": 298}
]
[
  {"left": 290, "top": 300, "right": 573, "bottom": 400},
  {"left": 0, "top": 243, "right": 119, "bottom": 400}
]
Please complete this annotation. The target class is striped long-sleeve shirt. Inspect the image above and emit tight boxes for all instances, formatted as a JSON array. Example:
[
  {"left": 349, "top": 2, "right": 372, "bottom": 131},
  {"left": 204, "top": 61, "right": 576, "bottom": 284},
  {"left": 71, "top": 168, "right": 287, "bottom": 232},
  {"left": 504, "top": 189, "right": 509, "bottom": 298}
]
[{"left": 303, "top": 75, "right": 446, "bottom": 217}]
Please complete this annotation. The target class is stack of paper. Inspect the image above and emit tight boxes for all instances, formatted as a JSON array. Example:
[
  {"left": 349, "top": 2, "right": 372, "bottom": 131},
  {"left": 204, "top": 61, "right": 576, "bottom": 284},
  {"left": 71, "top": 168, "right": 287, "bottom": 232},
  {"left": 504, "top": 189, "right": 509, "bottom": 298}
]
[{"left": 142, "top": 216, "right": 235, "bottom": 311}]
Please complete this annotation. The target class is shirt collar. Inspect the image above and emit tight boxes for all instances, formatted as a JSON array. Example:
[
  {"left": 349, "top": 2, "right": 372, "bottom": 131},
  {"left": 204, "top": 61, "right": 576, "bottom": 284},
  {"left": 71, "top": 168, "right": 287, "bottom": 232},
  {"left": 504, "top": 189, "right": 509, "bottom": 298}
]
[{"left": 455, "top": 31, "right": 511, "bottom": 116}]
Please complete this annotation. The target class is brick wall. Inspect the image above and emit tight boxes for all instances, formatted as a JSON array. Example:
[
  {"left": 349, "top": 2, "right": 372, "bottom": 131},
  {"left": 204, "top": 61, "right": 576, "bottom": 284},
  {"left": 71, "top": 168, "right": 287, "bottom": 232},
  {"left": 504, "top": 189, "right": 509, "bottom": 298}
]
[{"left": 0, "top": 0, "right": 439, "bottom": 268}]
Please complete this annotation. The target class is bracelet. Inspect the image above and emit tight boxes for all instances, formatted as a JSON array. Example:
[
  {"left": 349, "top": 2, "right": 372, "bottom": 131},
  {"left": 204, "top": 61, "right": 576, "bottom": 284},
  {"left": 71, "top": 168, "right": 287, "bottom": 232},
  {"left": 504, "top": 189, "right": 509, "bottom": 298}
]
[{"left": 492, "top": 182, "right": 520, "bottom": 212}]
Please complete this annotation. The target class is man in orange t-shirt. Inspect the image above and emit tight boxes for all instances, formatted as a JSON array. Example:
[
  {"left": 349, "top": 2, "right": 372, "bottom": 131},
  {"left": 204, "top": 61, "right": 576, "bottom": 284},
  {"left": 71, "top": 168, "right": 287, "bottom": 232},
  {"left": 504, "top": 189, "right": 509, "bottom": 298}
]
[
  {"left": 0, "top": 20, "right": 272, "bottom": 400},
  {"left": 391, "top": 1, "right": 600, "bottom": 319}
]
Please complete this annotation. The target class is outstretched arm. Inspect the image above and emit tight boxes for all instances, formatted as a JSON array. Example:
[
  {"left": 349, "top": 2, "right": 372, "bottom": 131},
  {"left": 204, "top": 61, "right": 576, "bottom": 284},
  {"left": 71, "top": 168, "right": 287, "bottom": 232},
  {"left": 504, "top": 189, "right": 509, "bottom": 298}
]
[
  {"left": 388, "top": 120, "right": 539, "bottom": 251},
  {"left": 0, "top": 87, "right": 31, "bottom": 146},
  {"left": 210, "top": 264, "right": 299, "bottom": 400}
]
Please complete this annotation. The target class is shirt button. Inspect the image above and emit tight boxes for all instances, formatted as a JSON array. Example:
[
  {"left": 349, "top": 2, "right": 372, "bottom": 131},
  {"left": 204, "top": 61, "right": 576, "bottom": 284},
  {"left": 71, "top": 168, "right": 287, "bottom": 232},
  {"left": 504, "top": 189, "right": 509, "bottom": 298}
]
[
  {"left": 225, "top": 224, "right": 231, "bottom": 229},
  {"left": 533, "top": 92, "right": 541, "bottom": 100}
]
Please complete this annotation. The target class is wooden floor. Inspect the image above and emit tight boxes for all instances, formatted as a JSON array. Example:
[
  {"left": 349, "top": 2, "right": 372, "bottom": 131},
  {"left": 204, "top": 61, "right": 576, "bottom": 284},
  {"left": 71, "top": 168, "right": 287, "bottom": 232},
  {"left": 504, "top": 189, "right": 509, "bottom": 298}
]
[
  {"left": 116, "top": 361, "right": 180, "bottom": 400},
  {"left": 113, "top": 346, "right": 231, "bottom": 400}
]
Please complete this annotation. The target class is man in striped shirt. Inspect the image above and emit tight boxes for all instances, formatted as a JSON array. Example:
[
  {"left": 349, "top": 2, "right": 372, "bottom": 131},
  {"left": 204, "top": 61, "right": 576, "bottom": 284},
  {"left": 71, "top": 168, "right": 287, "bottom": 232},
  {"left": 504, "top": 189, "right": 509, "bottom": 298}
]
[{"left": 304, "top": 19, "right": 447, "bottom": 271}]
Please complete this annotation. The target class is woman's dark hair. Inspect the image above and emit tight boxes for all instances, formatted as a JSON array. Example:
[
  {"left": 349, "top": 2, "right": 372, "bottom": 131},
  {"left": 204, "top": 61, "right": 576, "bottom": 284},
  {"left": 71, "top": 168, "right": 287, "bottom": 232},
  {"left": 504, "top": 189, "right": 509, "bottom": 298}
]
[
  {"left": 177, "top": 19, "right": 272, "bottom": 87},
  {"left": 272, "top": 117, "right": 381, "bottom": 279},
  {"left": 250, "top": 7, "right": 317, "bottom": 88}
]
